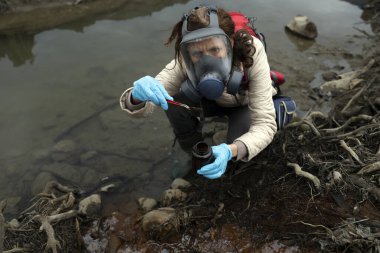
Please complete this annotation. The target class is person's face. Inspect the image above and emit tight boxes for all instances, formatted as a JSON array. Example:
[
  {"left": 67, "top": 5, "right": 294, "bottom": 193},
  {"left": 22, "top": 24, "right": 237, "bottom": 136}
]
[{"left": 187, "top": 36, "right": 228, "bottom": 63}]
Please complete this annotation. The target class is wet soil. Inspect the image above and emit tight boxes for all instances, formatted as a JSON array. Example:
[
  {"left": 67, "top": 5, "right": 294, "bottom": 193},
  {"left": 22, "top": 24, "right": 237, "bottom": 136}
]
[
  {"left": 86, "top": 1, "right": 380, "bottom": 252},
  {"left": 1, "top": 0, "right": 380, "bottom": 252}
]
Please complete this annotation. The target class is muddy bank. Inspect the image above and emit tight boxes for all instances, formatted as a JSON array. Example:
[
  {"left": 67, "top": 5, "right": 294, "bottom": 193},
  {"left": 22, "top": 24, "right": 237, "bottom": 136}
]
[
  {"left": 82, "top": 1, "right": 380, "bottom": 252},
  {"left": 0, "top": 0, "right": 379, "bottom": 253}
]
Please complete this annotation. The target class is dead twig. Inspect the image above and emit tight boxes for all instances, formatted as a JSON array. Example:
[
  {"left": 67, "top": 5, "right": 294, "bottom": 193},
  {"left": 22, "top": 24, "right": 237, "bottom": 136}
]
[
  {"left": 329, "top": 123, "right": 380, "bottom": 139},
  {"left": 3, "top": 248, "right": 31, "bottom": 253},
  {"left": 357, "top": 161, "right": 380, "bottom": 175},
  {"left": 321, "top": 115, "right": 373, "bottom": 134},
  {"left": 42, "top": 181, "right": 76, "bottom": 195},
  {"left": 242, "top": 189, "right": 251, "bottom": 213},
  {"left": 349, "top": 175, "right": 380, "bottom": 201},
  {"left": 341, "top": 75, "right": 377, "bottom": 113},
  {"left": 33, "top": 210, "right": 78, "bottom": 253},
  {"left": 211, "top": 203, "right": 224, "bottom": 223},
  {"left": 287, "top": 162, "right": 321, "bottom": 189},
  {"left": 286, "top": 119, "right": 321, "bottom": 136},
  {"left": 339, "top": 140, "right": 364, "bottom": 165},
  {"left": 299, "top": 221, "right": 334, "bottom": 236},
  {"left": 286, "top": 111, "right": 327, "bottom": 127}
]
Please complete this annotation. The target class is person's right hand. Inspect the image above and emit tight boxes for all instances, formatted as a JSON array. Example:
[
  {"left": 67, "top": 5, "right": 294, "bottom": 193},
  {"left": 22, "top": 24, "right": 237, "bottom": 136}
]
[{"left": 131, "top": 76, "right": 173, "bottom": 110}]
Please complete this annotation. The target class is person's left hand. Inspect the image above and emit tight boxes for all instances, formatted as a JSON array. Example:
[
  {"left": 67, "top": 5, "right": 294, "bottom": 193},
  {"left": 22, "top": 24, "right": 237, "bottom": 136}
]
[{"left": 197, "top": 143, "right": 232, "bottom": 179}]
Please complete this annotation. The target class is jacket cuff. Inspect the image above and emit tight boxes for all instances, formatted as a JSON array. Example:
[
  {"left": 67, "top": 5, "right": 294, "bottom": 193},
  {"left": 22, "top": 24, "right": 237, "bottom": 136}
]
[
  {"left": 233, "top": 140, "right": 248, "bottom": 161},
  {"left": 120, "top": 88, "right": 145, "bottom": 111}
]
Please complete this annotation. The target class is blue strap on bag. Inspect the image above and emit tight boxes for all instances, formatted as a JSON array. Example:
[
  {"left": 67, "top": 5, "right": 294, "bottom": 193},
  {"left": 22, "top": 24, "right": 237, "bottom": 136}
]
[{"left": 273, "top": 96, "right": 296, "bottom": 130}]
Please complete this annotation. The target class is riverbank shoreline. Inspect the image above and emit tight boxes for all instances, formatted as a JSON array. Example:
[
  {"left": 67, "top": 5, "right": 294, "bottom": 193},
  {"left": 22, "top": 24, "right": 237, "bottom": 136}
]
[
  {"left": 0, "top": 0, "right": 379, "bottom": 252},
  {"left": 0, "top": 0, "right": 128, "bottom": 34}
]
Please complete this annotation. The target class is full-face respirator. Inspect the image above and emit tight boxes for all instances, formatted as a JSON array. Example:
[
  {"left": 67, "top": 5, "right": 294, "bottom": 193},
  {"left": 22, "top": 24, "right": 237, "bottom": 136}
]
[{"left": 180, "top": 6, "right": 243, "bottom": 102}]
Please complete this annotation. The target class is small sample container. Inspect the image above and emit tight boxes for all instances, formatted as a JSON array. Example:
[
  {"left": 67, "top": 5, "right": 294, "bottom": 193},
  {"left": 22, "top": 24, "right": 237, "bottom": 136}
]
[{"left": 192, "top": 141, "right": 213, "bottom": 172}]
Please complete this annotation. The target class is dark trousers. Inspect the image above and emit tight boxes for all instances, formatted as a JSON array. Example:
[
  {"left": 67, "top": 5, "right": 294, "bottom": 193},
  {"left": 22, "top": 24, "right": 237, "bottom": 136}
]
[{"left": 165, "top": 92, "right": 251, "bottom": 151}]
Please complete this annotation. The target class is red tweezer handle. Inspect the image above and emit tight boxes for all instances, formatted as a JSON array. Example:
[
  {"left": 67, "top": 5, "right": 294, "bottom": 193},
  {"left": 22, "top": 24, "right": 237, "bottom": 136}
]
[{"left": 166, "top": 99, "right": 191, "bottom": 110}]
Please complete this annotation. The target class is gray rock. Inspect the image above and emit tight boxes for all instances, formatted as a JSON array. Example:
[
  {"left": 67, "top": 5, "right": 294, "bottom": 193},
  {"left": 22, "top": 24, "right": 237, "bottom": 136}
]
[
  {"left": 51, "top": 139, "right": 79, "bottom": 164},
  {"left": 78, "top": 194, "right": 101, "bottom": 217},
  {"left": 41, "top": 163, "right": 88, "bottom": 185},
  {"left": 286, "top": 15, "right": 318, "bottom": 39},
  {"left": 81, "top": 168, "right": 105, "bottom": 188},
  {"left": 9, "top": 219, "right": 20, "bottom": 229},
  {"left": 53, "top": 139, "right": 77, "bottom": 153},
  {"left": 80, "top": 150, "right": 98, "bottom": 164},
  {"left": 161, "top": 189, "right": 187, "bottom": 206},
  {"left": 31, "top": 172, "right": 56, "bottom": 195},
  {"left": 138, "top": 197, "right": 158, "bottom": 213},
  {"left": 171, "top": 178, "right": 191, "bottom": 189},
  {"left": 322, "top": 71, "right": 339, "bottom": 81},
  {"left": 142, "top": 207, "right": 176, "bottom": 233},
  {"left": 31, "top": 148, "right": 51, "bottom": 163},
  {"left": 80, "top": 150, "right": 105, "bottom": 170},
  {"left": 375, "top": 97, "right": 380, "bottom": 107}
]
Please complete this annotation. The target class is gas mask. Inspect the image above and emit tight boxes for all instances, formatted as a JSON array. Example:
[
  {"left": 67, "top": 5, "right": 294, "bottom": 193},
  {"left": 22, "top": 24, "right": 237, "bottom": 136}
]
[{"left": 180, "top": 6, "right": 243, "bottom": 102}]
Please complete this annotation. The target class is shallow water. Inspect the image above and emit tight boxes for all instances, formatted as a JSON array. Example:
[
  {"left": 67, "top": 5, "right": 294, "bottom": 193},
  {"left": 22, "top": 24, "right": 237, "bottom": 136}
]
[{"left": 0, "top": 0, "right": 371, "bottom": 216}]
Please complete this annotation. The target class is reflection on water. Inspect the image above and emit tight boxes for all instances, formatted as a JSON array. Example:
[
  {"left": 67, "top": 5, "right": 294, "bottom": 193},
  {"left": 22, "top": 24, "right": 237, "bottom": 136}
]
[
  {"left": 0, "top": 0, "right": 372, "bottom": 217},
  {"left": 0, "top": 34, "right": 34, "bottom": 66},
  {"left": 284, "top": 28, "right": 315, "bottom": 52}
]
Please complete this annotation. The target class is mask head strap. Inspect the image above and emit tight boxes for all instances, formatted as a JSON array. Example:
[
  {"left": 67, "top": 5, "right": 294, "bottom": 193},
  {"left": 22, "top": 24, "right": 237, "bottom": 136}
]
[{"left": 181, "top": 5, "right": 219, "bottom": 35}]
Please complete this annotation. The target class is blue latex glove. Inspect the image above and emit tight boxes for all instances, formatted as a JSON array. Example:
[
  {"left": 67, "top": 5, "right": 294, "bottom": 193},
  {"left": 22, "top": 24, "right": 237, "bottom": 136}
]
[
  {"left": 131, "top": 76, "right": 173, "bottom": 110},
  {"left": 197, "top": 143, "right": 232, "bottom": 179}
]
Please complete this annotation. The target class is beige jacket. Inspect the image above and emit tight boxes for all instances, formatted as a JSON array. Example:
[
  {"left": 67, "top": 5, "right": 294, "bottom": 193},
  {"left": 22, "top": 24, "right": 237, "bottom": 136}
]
[{"left": 120, "top": 36, "right": 277, "bottom": 161}]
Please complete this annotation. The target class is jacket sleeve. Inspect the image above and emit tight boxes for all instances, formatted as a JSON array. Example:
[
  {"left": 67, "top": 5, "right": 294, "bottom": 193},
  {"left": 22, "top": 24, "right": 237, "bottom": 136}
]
[
  {"left": 235, "top": 37, "right": 277, "bottom": 161},
  {"left": 119, "top": 59, "right": 186, "bottom": 117}
]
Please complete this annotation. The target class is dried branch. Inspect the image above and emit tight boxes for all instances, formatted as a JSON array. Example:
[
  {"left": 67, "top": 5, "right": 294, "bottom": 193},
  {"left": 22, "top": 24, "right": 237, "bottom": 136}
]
[
  {"left": 42, "top": 181, "right": 76, "bottom": 195},
  {"left": 331, "top": 123, "right": 380, "bottom": 139},
  {"left": 3, "top": 248, "right": 31, "bottom": 253},
  {"left": 349, "top": 175, "right": 380, "bottom": 200},
  {"left": 34, "top": 215, "right": 61, "bottom": 253},
  {"left": 341, "top": 75, "right": 377, "bottom": 113},
  {"left": 357, "top": 161, "right": 380, "bottom": 175},
  {"left": 287, "top": 162, "right": 321, "bottom": 189},
  {"left": 339, "top": 140, "right": 364, "bottom": 165},
  {"left": 321, "top": 115, "right": 373, "bottom": 134},
  {"left": 286, "top": 119, "right": 321, "bottom": 136},
  {"left": 33, "top": 210, "right": 78, "bottom": 253},
  {"left": 299, "top": 221, "right": 334, "bottom": 236}
]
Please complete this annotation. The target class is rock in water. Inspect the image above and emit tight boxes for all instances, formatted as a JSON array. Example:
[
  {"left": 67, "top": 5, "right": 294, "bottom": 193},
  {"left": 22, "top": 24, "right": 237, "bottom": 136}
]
[
  {"left": 142, "top": 208, "right": 176, "bottom": 236},
  {"left": 286, "top": 15, "right": 318, "bottom": 39}
]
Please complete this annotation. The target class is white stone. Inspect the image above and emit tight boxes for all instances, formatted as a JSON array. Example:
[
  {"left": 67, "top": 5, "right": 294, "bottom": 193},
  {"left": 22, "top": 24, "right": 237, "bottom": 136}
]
[
  {"left": 171, "top": 178, "right": 191, "bottom": 189},
  {"left": 53, "top": 139, "right": 77, "bottom": 152},
  {"left": 286, "top": 15, "right": 318, "bottom": 39},
  {"left": 161, "top": 189, "right": 187, "bottom": 206},
  {"left": 138, "top": 197, "right": 157, "bottom": 213},
  {"left": 142, "top": 207, "right": 176, "bottom": 233},
  {"left": 8, "top": 218, "right": 20, "bottom": 229},
  {"left": 79, "top": 194, "right": 101, "bottom": 216}
]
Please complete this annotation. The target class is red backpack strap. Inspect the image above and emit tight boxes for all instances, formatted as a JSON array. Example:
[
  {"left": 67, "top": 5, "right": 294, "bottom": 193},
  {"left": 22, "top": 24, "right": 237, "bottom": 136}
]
[{"left": 228, "top": 12, "right": 258, "bottom": 37}]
